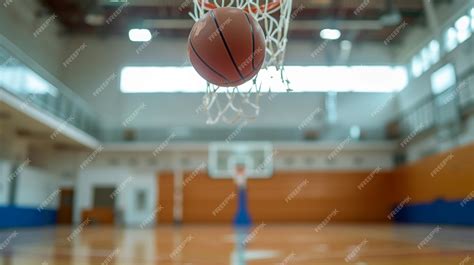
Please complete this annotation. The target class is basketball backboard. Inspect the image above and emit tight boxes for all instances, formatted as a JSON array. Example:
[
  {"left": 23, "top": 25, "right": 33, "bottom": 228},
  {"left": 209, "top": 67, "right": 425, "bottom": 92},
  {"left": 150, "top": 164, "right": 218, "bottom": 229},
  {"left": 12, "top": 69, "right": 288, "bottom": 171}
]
[{"left": 208, "top": 142, "right": 274, "bottom": 179}]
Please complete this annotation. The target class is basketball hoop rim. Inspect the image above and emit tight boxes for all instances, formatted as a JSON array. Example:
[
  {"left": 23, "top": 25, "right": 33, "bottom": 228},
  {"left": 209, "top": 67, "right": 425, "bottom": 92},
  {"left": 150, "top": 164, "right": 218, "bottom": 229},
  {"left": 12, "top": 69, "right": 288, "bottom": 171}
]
[
  {"left": 196, "top": 0, "right": 282, "bottom": 14},
  {"left": 235, "top": 167, "right": 246, "bottom": 176}
]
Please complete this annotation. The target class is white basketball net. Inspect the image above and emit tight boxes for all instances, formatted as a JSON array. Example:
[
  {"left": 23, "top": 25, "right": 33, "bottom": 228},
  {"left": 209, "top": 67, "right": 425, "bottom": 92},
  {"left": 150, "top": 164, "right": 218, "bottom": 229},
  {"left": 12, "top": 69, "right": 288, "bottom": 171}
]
[{"left": 189, "top": 0, "right": 293, "bottom": 124}]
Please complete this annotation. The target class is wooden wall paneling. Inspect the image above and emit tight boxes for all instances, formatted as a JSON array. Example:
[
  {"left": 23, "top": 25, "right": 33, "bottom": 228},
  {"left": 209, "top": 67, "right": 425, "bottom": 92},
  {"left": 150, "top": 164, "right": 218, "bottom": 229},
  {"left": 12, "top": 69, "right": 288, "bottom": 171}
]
[{"left": 157, "top": 171, "right": 175, "bottom": 223}]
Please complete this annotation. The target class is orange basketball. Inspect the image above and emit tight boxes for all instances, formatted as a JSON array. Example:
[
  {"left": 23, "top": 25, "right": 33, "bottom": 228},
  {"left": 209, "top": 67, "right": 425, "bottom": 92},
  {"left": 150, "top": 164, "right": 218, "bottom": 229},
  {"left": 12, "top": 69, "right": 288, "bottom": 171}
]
[{"left": 188, "top": 7, "right": 266, "bottom": 87}]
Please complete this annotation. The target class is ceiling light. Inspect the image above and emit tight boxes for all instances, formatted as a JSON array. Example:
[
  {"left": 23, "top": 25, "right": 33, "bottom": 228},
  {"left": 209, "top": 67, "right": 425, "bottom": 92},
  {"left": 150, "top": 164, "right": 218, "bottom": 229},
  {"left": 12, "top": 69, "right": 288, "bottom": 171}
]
[
  {"left": 85, "top": 14, "right": 105, "bottom": 26},
  {"left": 320, "top": 29, "right": 341, "bottom": 40},
  {"left": 128, "top": 29, "right": 152, "bottom": 42}
]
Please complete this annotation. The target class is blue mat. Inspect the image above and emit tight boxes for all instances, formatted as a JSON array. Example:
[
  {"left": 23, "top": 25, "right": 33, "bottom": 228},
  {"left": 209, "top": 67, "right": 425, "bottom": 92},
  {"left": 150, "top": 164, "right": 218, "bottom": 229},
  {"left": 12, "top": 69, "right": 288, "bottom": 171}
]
[
  {"left": 394, "top": 198, "right": 474, "bottom": 225},
  {"left": 0, "top": 206, "right": 56, "bottom": 228}
]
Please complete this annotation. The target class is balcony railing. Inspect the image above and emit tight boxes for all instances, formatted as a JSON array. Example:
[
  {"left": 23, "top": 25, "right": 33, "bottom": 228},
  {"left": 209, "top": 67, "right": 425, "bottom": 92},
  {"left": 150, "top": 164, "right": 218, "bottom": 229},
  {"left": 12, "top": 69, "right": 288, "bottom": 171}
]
[
  {"left": 389, "top": 67, "right": 474, "bottom": 141},
  {"left": 0, "top": 37, "right": 100, "bottom": 139}
]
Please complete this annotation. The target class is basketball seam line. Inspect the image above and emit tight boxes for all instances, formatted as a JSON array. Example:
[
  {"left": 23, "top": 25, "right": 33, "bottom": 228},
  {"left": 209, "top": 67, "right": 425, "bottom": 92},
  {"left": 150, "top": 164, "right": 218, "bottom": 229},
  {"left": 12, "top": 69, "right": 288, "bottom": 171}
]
[
  {"left": 190, "top": 41, "right": 255, "bottom": 85},
  {"left": 189, "top": 40, "right": 230, "bottom": 83},
  {"left": 210, "top": 10, "right": 245, "bottom": 81},
  {"left": 244, "top": 13, "right": 256, "bottom": 70}
]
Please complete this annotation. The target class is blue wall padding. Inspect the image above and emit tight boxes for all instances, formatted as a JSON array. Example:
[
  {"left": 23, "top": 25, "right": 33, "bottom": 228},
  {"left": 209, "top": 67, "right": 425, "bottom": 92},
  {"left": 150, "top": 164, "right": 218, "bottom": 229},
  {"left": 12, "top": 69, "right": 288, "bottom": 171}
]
[
  {"left": 394, "top": 199, "right": 474, "bottom": 225},
  {"left": 0, "top": 206, "right": 57, "bottom": 228}
]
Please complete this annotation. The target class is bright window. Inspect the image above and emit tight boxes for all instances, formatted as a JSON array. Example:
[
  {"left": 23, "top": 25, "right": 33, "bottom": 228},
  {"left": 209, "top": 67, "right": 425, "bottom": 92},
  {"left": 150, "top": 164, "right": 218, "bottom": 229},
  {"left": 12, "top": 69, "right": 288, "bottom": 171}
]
[
  {"left": 471, "top": 8, "right": 474, "bottom": 30},
  {"left": 411, "top": 55, "right": 423, "bottom": 78},
  {"left": 444, "top": 27, "right": 458, "bottom": 52},
  {"left": 431, "top": 64, "right": 456, "bottom": 95},
  {"left": 120, "top": 66, "right": 408, "bottom": 93},
  {"left": 0, "top": 65, "right": 57, "bottom": 95},
  {"left": 420, "top": 47, "right": 431, "bottom": 71},
  {"left": 120, "top": 66, "right": 205, "bottom": 93},
  {"left": 455, "top": 15, "right": 472, "bottom": 43},
  {"left": 428, "top": 40, "right": 440, "bottom": 65}
]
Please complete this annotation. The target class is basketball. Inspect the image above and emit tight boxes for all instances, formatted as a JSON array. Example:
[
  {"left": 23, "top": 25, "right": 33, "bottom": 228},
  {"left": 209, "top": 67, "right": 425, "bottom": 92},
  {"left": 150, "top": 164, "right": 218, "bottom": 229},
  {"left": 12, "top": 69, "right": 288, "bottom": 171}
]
[{"left": 187, "top": 7, "right": 266, "bottom": 87}]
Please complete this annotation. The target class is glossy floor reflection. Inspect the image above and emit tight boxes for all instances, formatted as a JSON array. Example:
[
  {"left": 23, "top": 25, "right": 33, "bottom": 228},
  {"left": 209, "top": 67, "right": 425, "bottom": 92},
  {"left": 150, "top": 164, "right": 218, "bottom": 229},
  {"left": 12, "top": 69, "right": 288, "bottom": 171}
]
[{"left": 0, "top": 224, "right": 473, "bottom": 264}]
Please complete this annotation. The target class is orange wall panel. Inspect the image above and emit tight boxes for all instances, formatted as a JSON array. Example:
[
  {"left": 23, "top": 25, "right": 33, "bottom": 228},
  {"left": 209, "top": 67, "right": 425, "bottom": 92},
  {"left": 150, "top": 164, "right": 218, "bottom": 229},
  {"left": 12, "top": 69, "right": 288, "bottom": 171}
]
[
  {"left": 156, "top": 142, "right": 474, "bottom": 223},
  {"left": 159, "top": 170, "right": 395, "bottom": 223},
  {"left": 394, "top": 143, "right": 474, "bottom": 203},
  {"left": 157, "top": 171, "right": 175, "bottom": 223}
]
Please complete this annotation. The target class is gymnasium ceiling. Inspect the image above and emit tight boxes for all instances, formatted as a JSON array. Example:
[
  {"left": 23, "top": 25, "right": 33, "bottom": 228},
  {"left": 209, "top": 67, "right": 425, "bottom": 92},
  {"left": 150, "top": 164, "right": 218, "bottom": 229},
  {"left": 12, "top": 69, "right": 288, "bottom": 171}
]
[{"left": 38, "top": 0, "right": 435, "bottom": 42}]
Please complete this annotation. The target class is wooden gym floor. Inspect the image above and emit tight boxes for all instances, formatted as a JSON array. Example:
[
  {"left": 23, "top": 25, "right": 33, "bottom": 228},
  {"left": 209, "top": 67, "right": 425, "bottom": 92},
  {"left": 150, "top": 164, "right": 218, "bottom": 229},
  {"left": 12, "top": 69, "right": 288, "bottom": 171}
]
[{"left": 0, "top": 224, "right": 473, "bottom": 265}]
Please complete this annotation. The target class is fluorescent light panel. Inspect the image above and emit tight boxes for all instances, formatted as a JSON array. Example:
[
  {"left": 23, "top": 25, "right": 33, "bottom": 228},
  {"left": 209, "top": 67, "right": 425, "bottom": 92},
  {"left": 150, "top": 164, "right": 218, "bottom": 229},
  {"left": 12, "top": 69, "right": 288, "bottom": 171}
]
[
  {"left": 120, "top": 66, "right": 408, "bottom": 93},
  {"left": 129, "top": 29, "right": 152, "bottom": 42},
  {"left": 455, "top": 15, "right": 472, "bottom": 43},
  {"left": 471, "top": 8, "right": 474, "bottom": 30},
  {"left": 320, "top": 29, "right": 341, "bottom": 40},
  {"left": 431, "top": 64, "right": 456, "bottom": 95}
]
